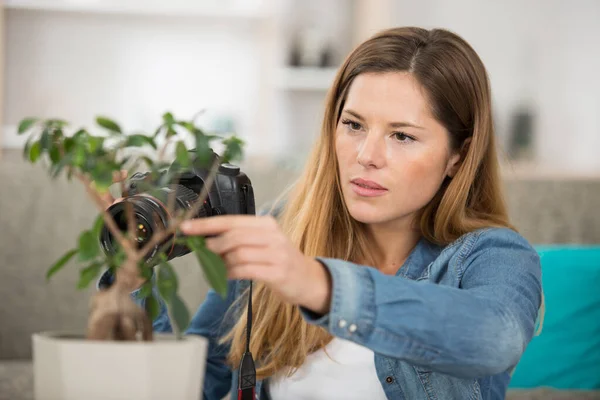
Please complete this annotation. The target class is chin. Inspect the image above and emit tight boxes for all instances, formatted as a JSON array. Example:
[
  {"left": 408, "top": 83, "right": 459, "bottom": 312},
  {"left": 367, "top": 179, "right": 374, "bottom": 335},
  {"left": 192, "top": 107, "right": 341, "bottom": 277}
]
[{"left": 346, "top": 203, "right": 393, "bottom": 225}]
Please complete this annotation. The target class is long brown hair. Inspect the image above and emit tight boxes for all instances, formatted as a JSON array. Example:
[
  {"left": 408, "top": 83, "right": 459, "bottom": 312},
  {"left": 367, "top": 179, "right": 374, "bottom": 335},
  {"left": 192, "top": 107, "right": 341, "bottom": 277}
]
[{"left": 222, "top": 27, "right": 512, "bottom": 379}]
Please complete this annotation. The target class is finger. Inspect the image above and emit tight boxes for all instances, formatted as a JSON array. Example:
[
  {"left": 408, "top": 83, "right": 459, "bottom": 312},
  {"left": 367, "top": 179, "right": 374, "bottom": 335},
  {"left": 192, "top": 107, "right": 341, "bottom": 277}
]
[
  {"left": 181, "top": 215, "right": 276, "bottom": 236},
  {"left": 227, "top": 264, "right": 273, "bottom": 281},
  {"left": 223, "top": 247, "right": 271, "bottom": 267},
  {"left": 113, "top": 169, "right": 128, "bottom": 183},
  {"left": 206, "top": 228, "right": 275, "bottom": 254}
]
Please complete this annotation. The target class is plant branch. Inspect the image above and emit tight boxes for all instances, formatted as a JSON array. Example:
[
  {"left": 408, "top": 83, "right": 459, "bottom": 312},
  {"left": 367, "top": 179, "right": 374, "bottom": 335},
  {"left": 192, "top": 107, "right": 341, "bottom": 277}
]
[
  {"left": 139, "top": 158, "right": 220, "bottom": 257},
  {"left": 167, "top": 172, "right": 181, "bottom": 216},
  {"left": 159, "top": 138, "right": 173, "bottom": 162},
  {"left": 121, "top": 180, "right": 136, "bottom": 250},
  {"left": 73, "top": 171, "right": 136, "bottom": 259}
]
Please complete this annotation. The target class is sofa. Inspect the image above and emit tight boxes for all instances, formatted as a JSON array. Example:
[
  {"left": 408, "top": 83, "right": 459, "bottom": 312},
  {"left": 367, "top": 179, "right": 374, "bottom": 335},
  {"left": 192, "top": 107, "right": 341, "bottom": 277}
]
[{"left": 1, "top": 149, "right": 599, "bottom": 399}]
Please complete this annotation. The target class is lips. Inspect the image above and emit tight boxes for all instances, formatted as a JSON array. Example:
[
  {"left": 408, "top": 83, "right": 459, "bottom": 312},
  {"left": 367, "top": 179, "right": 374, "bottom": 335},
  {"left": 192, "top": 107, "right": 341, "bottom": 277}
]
[
  {"left": 350, "top": 178, "right": 388, "bottom": 197},
  {"left": 350, "top": 178, "right": 387, "bottom": 190}
]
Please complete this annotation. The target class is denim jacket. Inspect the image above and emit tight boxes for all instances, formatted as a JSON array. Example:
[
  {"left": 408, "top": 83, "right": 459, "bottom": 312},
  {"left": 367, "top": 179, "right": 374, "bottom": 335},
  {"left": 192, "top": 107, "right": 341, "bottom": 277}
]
[{"left": 114, "top": 226, "right": 542, "bottom": 400}]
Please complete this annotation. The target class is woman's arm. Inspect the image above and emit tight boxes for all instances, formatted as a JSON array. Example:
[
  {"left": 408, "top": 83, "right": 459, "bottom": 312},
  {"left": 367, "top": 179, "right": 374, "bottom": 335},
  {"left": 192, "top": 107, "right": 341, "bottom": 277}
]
[{"left": 300, "top": 228, "right": 542, "bottom": 379}]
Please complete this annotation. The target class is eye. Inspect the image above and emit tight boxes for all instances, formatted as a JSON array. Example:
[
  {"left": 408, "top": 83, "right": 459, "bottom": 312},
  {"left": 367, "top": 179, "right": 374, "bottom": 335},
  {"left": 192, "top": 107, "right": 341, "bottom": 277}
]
[
  {"left": 393, "top": 132, "right": 415, "bottom": 143},
  {"left": 341, "top": 118, "right": 363, "bottom": 132}
]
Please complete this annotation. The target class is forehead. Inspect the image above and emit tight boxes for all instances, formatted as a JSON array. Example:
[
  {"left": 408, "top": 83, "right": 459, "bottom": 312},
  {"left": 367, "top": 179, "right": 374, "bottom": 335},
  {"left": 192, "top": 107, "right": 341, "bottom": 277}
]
[{"left": 343, "top": 72, "right": 434, "bottom": 125}]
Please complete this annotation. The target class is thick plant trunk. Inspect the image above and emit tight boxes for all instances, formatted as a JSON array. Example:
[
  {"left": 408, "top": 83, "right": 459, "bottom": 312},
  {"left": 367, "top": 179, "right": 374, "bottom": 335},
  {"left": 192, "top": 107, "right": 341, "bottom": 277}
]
[{"left": 86, "top": 259, "right": 153, "bottom": 341}]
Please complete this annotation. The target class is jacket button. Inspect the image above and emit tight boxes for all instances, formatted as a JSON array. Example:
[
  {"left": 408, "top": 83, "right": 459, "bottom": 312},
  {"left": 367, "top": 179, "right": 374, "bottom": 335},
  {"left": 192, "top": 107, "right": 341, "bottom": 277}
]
[{"left": 385, "top": 376, "right": 394, "bottom": 384}]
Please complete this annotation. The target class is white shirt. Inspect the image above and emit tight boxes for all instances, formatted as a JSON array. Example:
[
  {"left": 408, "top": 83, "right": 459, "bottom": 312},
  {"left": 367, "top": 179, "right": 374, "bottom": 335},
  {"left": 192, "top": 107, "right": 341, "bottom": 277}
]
[{"left": 267, "top": 338, "right": 389, "bottom": 400}]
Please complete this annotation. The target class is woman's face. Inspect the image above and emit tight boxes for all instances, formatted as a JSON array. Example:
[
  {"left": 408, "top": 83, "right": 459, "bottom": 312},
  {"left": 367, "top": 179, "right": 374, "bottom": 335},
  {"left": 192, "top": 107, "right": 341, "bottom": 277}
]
[{"left": 335, "top": 72, "right": 461, "bottom": 228}]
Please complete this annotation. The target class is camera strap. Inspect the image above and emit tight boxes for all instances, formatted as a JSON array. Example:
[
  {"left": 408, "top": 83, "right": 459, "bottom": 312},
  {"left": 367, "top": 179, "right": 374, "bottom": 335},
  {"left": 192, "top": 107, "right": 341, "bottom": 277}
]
[{"left": 237, "top": 281, "right": 256, "bottom": 400}]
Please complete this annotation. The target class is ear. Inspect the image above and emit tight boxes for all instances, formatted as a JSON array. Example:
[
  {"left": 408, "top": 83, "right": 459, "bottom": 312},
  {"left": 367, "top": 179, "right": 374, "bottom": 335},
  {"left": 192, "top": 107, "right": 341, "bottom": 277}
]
[{"left": 445, "top": 138, "right": 471, "bottom": 178}]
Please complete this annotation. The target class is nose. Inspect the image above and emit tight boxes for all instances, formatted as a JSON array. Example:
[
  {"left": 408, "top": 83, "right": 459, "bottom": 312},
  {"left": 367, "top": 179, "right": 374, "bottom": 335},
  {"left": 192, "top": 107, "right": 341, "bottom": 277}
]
[{"left": 357, "top": 132, "right": 386, "bottom": 169}]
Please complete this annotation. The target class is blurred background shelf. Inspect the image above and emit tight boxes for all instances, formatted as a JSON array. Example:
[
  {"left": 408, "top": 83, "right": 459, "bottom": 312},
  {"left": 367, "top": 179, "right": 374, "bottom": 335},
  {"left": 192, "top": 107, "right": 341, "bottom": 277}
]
[
  {"left": 275, "top": 67, "right": 338, "bottom": 91},
  {"left": 3, "top": 0, "right": 270, "bottom": 19}
]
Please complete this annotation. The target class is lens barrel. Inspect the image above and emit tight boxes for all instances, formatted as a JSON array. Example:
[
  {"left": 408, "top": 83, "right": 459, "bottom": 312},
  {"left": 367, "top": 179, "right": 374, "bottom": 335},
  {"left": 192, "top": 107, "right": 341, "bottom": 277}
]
[{"left": 100, "top": 184, "right": 208, "bottom": 263}]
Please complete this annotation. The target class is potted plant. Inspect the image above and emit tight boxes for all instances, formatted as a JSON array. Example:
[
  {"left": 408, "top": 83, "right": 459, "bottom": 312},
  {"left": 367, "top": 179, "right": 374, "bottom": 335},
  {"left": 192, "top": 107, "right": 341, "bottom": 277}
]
[{"left": 18, "top": 112, "right": 248, "bottom": 400}]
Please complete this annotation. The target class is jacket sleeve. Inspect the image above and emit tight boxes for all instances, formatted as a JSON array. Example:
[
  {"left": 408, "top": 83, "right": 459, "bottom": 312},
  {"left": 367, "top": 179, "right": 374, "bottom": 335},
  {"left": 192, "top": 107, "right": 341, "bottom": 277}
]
[
  {"left": 97, "top": 272, "right": 239, "bottom": 400},
  {"left": 300, "top": 229, "right": 542, "bottom": 379}
]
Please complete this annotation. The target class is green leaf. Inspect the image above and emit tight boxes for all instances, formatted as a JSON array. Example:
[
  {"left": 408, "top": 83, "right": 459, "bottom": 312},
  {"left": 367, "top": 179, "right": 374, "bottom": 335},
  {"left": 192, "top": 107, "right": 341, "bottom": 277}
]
[
  {"left": 29, "top": 141, "right": 42, "bottom": 163},
  {"left": 194, "top": 135, "right": 212, "bottom": 167},
  {"left": 88, "top": 136, "right": 105, "bottom": 153},
  {"left": 221, "top": 136, "right": 244, "bottom": 163},
  {"left": 188, "top": 237, "right": 228, "bottom": 298},
  {"left": 162, "top": 112, "right": 175, "bottom": 126},
  {"left": 92, "top": 213, "right": 105, "bottom": 238},
  {"left": 177, "top": 121, "right": 195, "bottom": 132},
  {"left": 140, "top": 156, "right": 155, "bottom": 168},
  {"left": 108, "top": 249, "right": 126, "bottom": 270},
  {"left": 91, "top": 164, "right": 114, "bottom": 192},
  {"left": 170, "top": 294, "right": 190, "bottom": 334},
  {"left": 49, "top": 144, "right": 61, "bottom": 164},
  {"left": 175, "top": 141, "right": 190, "bottom": 168},
  {"left": 73, "top": 129, "right": 88, "bottom": 141},
  {"left": 23, "top": 137, "right": 34, "bottom": 159},
  {"left": 125, "top": 134, "right": 157, "bottom": 149},
  {"left": 78, "top": 230, "right": 100, "bottom": 261},
  {"left": 18, "top": 117, "right": 38, "bottom": 134},
  {"left": 50, "top": 154, "right": 72, "bottom": 178},
  {"left": 64, "top": 137, "right": 76, "bottom": 153},
  {"left": 77, "top": 262, "right": 103, "bottom": 290},
  {"left": 153, "top": 124, "right": 164, "bottom": 138},
  {"left": 73, "top": 146, "right": 86, "bottom": 167},
  {"left": 140, "top": 262, "right": 154, "bottom": 280},
  {"left": 145, "top": 293, "right": 161, "bottom": 321},
  {"left": 40, "top": 130, "right": 51, "bottom": 151},
  {"left": 145, "top": 137, "right": 158, "bottom": 149},
  {"left": 45, "top": 119, "right": 68, "bottom": 129},
  {"left": 46, "top": 249, "right": 78, "bottom": 281},
  {"left": 96, "top": 116, "right": 122, "bottom": 134},
  {"left": 166, "top": 128, "right": 177, "bottom": 138},
  {"left": 139, "top": 281, "right": 153, "bottom": 299},
  {"left": 157, "top": 262, "right": 178, "bottom": 301}
]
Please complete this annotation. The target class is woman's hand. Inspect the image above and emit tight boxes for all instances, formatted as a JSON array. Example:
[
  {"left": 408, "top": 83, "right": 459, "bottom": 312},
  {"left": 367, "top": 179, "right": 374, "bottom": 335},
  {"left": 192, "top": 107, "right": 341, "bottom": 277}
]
[{"left": 181, "top": 215, "right": 333, "bottom": 315}]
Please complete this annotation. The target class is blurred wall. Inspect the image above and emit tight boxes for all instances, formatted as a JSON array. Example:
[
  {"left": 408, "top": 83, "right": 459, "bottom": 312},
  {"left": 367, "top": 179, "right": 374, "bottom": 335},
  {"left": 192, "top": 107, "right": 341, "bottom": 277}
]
[
  {"left": 390, "top": 0, "right": 600, "bottom": 172},
  {"left": 3, "top": 8, "right": 267, "bottom": 155},
  {"left": 3, "top": 1, "right": 600, "bottom": 173}
]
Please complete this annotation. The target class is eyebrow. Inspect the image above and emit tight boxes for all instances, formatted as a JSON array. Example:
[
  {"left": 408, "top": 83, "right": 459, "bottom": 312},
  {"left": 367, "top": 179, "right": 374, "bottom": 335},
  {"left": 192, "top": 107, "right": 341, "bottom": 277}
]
[{"left": 343, "top": 109, "right": 425, "bottom": 130}]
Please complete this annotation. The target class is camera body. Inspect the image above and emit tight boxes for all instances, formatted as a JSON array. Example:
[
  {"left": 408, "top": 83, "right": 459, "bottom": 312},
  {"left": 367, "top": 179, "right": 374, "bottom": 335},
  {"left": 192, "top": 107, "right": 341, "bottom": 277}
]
[
  {"left": 100, "top": 151, "right": 255, "bottom": 264},
  {"left": 126, "top": 161, "right": 256, "bottom": 217}
]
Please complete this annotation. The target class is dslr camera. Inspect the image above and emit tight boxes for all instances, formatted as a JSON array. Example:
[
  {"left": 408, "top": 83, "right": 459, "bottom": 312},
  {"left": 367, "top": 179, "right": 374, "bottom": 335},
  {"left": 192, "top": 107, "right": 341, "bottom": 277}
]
[{"left": 99, "top": 150, "right": 255, "bottom": 264}]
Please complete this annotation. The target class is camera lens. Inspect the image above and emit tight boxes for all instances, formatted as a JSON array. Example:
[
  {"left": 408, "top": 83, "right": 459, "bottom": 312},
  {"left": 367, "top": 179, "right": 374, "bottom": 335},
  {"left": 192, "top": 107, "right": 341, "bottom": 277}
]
[
  {"left": 135, "top": 223, "right": 150, "bottom": 244},
  {"left": 100, "top": 184, "right": 210, "bottom": 264},
  {"left": 101, "top": 197, "right": 165, "bottom": 260}
]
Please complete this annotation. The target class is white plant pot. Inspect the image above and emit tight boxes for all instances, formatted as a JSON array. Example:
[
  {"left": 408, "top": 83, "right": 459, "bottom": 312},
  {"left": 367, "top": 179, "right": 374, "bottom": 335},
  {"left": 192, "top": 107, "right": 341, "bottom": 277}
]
[{"left": 32, "top": 331, "right": 208, "bottom": 400}]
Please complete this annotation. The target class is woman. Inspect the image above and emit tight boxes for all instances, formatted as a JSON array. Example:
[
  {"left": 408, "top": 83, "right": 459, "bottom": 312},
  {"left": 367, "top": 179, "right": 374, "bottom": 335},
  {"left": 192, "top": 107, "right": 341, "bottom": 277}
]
[{"left": 151, "top": 27, "right": 542, "bottom": 399}]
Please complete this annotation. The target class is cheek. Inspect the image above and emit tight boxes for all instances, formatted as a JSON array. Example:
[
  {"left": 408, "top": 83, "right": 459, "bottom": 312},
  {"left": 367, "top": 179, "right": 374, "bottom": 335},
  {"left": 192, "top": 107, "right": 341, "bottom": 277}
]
[
  {"left": 335, "top": 130, "right": 356, "bottom": 168},
  {"left": 393, "top": 148, "right": 449, "bottom": 201}
]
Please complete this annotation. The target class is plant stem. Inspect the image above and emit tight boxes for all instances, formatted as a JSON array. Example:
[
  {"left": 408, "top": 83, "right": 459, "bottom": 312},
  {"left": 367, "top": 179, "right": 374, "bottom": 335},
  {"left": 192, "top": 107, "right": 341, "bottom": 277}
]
[
  {"left": 167, "top": 172, "right": 181, "bottom": 216},
  {"left": 122, "top": 180, "right": 137, "bottom": 250},
  {"left": 74, "top": 171, "right": 136, "bottom": 259},
  {"left": 159, "top": 138, "right": 172, "bottom": 162},
  {"left": 138, "top": 158, "right": 220, "bottom": 257}
]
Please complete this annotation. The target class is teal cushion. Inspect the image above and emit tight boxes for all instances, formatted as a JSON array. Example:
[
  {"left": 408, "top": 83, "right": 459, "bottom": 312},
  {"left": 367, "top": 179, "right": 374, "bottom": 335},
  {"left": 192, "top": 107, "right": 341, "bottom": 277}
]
[{"left": 509, "top": 246, "right": 600, "bottom": 389}]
